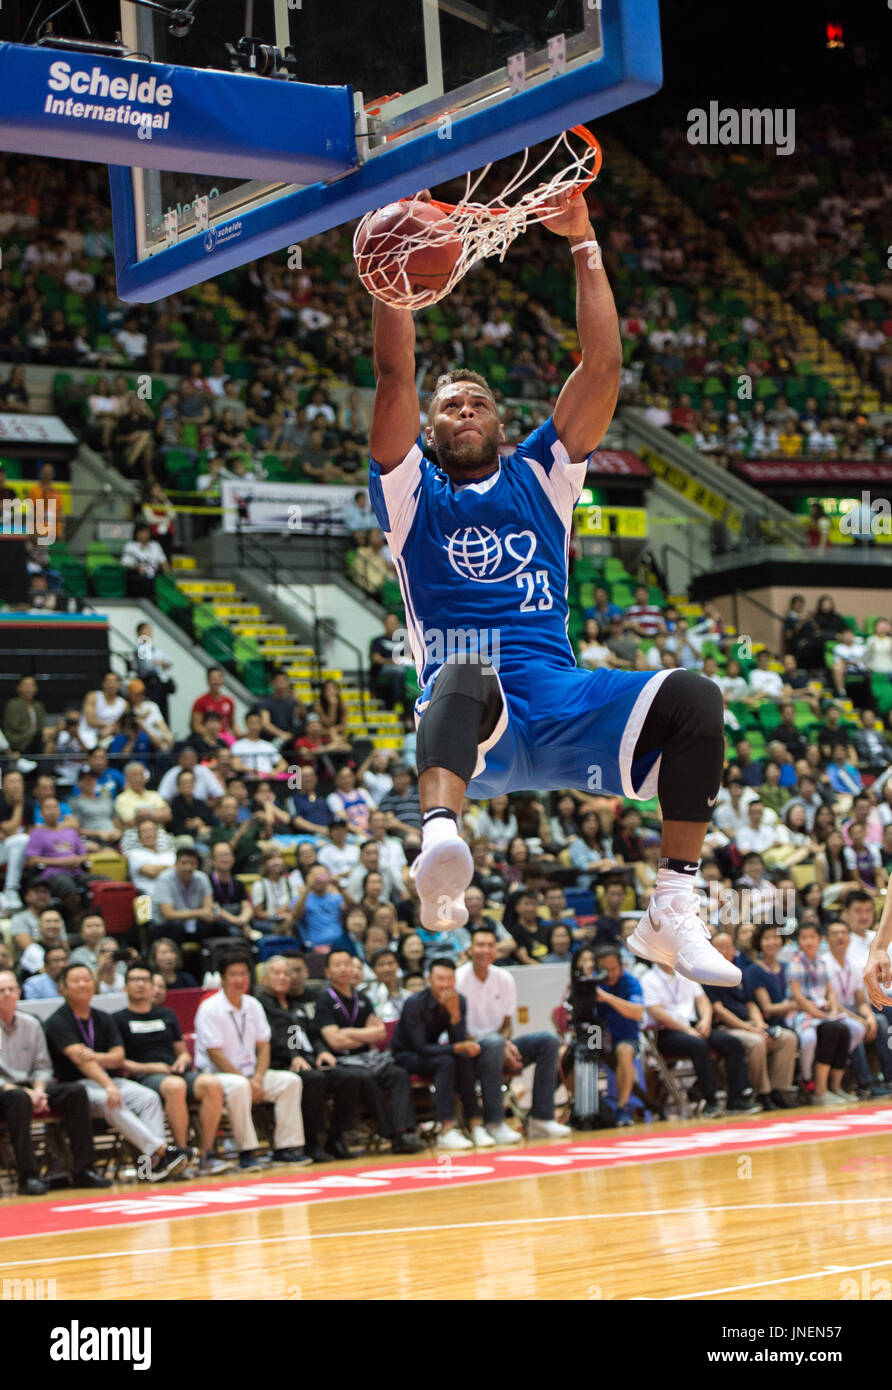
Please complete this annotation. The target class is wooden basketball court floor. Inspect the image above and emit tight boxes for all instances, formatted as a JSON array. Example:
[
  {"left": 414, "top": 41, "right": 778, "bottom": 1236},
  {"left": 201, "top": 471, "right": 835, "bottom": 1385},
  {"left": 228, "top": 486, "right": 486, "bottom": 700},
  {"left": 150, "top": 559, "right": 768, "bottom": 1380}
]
[{"left": 3, "top": 1104, "right": 892, "bottom": 1301}]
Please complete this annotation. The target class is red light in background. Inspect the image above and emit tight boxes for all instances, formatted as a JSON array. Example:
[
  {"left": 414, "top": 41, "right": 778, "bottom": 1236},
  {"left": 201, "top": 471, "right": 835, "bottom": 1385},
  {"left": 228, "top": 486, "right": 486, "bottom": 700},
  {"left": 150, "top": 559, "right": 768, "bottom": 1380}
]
[{"left": 826, "top": 21, "right": 845, "bottom": 49}]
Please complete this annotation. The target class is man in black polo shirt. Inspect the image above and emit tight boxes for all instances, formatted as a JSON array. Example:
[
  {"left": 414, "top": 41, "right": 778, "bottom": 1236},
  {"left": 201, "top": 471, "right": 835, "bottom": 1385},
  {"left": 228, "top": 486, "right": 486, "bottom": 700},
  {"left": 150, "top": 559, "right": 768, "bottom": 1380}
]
[
  {"left": 392, "top": 957, "right": 490, "bottom": 1152},
  {"left": 314, "top": 948, "right": 423, "bottom": 1153},
  {"left": 0, "top": 967, "right": 110, "bottom": 1194},
  {"left": 115, "top": 961, "right": 233, "bottom": 1175},
  {"left": 44, "top": 963, "right": 190, "bottom": 1181},
  {"left": 256, "top": 953, "right": 368, "bottom": 1162}
]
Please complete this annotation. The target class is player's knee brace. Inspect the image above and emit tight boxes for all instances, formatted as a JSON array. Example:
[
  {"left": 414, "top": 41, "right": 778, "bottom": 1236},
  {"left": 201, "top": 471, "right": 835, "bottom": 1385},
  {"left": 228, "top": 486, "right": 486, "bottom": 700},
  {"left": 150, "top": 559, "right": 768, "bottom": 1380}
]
[
  {"left": 416, "top": 659, "right": 504, "bottom": 784},
  {"left": 635, "top": 669, "right": 724, "bottom": 821}
]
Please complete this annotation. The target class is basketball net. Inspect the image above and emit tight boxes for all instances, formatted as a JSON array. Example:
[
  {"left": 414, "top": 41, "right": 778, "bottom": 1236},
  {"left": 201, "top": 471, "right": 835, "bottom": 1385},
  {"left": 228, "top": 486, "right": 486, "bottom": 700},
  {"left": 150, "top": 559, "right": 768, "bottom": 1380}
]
[{"left": 354, "top": 125, "right": 602, "bottom": 309}]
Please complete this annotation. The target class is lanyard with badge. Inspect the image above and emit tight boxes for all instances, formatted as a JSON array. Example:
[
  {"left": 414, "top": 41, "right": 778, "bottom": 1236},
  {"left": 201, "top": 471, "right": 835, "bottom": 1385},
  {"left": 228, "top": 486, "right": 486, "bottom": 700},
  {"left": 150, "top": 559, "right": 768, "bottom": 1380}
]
[
  {"left": 327, "top": 987, "right": 360, "bottom": 1025},
  {"left": 75, "top": 1013, "right": 95, "bottom": 1049},
  {"left": 230, "top": 1006, "right": 252, "bottom": 1069}
]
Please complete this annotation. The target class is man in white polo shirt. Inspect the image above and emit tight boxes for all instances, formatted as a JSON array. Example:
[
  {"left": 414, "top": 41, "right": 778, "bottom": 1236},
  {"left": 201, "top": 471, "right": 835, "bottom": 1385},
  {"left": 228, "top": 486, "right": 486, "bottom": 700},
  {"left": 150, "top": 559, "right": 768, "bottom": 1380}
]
[
  {"left": 642, "top": 962, "right": 758, "bottom": 1117},
  {"left": 455, "top": 925, "right": 570, "bottom": 1144},
  {"left": 826, "top": 919, "right": 890, "bottom": 1096},
  {"left": 194, "top": 947, "right": 313, "bottom": 1170},
  {"left": 842, "top": 890, "right": 877, "bottom": 974}
]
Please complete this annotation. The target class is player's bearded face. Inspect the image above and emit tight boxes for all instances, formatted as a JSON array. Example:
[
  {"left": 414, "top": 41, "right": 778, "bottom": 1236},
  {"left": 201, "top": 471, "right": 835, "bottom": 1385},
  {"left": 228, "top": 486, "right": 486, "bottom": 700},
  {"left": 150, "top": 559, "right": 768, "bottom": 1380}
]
[{"left": 431, "top": 387, "right": 501, "bottom": 475}]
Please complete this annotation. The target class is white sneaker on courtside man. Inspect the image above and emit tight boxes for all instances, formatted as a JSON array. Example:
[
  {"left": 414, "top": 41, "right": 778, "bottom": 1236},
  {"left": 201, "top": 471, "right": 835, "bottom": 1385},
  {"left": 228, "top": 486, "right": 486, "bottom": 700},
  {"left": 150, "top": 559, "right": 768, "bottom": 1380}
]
[
  {"left": 527, "top": 1117, "right": 572, "bottom": 1139},
  {"left": 411, "top": 821, "right": 473, "bottom": 931},
  {"left": 628, "top": 892, "right": 742, "bottom": 986},
  {"left": 436, "top": 1127, "right": 475, "bottom": 1152}
]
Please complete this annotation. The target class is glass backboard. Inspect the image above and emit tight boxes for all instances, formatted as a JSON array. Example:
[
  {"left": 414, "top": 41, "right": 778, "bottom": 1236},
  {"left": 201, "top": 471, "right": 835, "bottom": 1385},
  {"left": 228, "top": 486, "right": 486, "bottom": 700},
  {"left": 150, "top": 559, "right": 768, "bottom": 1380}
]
[{"left": 112, "top": 0, "right": 661, "bottom": 299}]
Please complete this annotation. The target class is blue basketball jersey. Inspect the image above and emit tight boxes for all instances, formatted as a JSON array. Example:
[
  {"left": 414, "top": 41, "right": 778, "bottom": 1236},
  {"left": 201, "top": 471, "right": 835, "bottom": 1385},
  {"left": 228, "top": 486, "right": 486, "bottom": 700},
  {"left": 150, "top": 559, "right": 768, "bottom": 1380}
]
[{"left": 368, "top": 417, "right": 586, "bottom": 688}]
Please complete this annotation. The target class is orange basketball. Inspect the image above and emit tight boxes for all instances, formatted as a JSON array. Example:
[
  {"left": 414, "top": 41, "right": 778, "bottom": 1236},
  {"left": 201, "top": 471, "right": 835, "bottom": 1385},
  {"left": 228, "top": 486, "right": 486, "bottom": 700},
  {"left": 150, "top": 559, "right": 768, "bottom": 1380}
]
[{"left": 355, "top": 199, "right": 462, "bottom": 303}]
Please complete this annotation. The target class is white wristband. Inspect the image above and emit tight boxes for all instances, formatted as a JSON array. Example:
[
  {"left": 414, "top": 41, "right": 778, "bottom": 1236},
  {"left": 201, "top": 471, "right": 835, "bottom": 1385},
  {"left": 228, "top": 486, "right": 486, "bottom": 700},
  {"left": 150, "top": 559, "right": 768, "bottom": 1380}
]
[{"left": 571, "top": 239, "right": 599, "bottom": 255}]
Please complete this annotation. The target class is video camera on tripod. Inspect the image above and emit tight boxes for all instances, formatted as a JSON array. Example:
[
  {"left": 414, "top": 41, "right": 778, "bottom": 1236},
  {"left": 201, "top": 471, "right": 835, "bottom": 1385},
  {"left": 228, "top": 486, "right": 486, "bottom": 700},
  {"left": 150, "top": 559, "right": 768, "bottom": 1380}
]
[{"left": 567, "top": 967, "right": 614, "bottom": 1129}]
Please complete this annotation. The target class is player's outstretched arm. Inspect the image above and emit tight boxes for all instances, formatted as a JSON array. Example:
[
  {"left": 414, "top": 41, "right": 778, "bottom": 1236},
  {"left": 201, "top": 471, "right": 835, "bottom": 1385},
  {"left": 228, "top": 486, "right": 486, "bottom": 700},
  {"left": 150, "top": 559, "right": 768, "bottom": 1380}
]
[
  {"left": 546, "top": 195, "right": 622, "bottom": 461},
  {"left": 369, "top": 298, "right": 421, "bottom": 472}
]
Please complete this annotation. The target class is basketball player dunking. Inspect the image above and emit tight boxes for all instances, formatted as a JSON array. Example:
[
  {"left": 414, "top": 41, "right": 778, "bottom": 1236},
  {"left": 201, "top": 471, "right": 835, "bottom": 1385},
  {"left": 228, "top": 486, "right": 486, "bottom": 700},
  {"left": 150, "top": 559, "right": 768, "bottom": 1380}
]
[{"left": 365, "top": 190, "right": 738, "bottom": 985}]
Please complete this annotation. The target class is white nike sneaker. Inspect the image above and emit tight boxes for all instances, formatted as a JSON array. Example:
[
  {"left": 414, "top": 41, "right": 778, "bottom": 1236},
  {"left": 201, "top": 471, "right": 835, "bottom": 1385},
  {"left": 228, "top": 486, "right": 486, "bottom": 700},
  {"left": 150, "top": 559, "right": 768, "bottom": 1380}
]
[
  {"left": 411, "top": 836, "right": 473, "bottom": 931},
  {"left": 485, "top": 1122, "right": 522, "bottom": 1145},
  {"left": 436, "top": 1127, "right": 474, "bottom": 1152},
  {"left": 470, "top": 1125, "right": 497, "bottom": 1148},
  {"left": 527, "top": 1117, "right": 572, "bottom": 1139},
  {"left": 628, "top": 893, "right": 742, "bottom": 986}
]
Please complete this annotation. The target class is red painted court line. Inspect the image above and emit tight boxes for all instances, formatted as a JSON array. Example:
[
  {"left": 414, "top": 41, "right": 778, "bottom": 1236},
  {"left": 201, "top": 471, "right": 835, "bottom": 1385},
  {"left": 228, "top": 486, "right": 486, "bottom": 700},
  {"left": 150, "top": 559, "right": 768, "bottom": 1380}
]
[{"left": 5, "top": 1106, "right": 892, "bottom": 1240}]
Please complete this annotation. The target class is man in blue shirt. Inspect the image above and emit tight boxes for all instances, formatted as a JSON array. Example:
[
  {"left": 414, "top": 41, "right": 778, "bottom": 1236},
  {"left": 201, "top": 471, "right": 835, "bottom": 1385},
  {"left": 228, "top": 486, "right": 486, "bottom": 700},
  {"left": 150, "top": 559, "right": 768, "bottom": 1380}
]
[
  {"left": 826, "top": 741, "right": 864, "bottom": 797},
  {"left": 290, "top": 865, "right": 349, "bottom": 952},
  {"left": 584, "top": 586, "right": 622, "bottom": 629},
  {"left": 590, "top": 944, "right": 644, "bottom": 1126},
  {"left": 73, "top": 746, "right": 125, "bottom": 798},
  {"left": 21, "top": 943, "right": 69, "bottom": 999}
]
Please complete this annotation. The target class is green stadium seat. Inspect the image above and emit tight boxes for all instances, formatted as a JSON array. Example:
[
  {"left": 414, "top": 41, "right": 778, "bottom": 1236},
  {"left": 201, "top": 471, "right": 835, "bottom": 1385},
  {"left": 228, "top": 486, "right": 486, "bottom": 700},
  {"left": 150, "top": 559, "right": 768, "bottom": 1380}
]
[
  {"left": 241, "top": 660, "right": 271, "bottom": 697},
  {"left": 871, "top": 674, "right": 892, "bottom": 716},
  {"left": 91, "top": 566, "right": 127, "bottom": 598},
  {"left": 86, "top": 542, "right": 114, "bottom": 575},
  {"left": 201, "top": 624, "right": 235, "bottom": 662},
  {"left": 573, "top": 557, "right": 601, "bottom": 584},
  {"left": 55, "top": 556, "right": 88, "bottom": 598},
  {"left": 759, "top": 704, "right": 781, "bottom": 732},
  {"left": 154, "top": 574, "right": 193, "bottom": 623},
  {"left": 380, "top": 579, "right": 403, "bottom": 611}
]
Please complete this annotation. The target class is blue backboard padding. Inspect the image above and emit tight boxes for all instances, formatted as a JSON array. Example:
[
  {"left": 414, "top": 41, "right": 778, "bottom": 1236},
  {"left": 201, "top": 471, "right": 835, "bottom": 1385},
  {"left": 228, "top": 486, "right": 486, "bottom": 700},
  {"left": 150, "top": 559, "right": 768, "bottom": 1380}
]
[
  {"left": 109, "top": 0, "right": 661, "bottom": 302},
  {"left": 0, "top": 42, "right": 356, "bottom": 181}
]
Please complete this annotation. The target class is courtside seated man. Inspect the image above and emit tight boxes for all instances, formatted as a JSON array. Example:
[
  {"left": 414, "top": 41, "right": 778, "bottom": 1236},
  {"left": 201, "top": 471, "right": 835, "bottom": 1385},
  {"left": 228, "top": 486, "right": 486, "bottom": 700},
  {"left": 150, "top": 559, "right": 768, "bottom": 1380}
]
[{"left": 366, "top": 190, "right": 738, "bottom": 986}]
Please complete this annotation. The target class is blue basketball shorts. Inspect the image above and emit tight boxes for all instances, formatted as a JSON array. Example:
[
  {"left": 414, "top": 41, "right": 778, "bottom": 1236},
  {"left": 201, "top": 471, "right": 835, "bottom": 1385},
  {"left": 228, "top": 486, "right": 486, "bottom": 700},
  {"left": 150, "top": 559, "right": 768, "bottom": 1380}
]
[{"left": 414, "top": 663, "right": 683, "bottom": 799}]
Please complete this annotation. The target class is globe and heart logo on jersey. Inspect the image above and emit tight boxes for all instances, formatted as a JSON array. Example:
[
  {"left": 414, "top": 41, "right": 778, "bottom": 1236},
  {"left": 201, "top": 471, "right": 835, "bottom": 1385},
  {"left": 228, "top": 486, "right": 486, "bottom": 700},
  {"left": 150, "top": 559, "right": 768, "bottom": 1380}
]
[{"left": 446, "top": 526, "right": 537, "bottom": 583}]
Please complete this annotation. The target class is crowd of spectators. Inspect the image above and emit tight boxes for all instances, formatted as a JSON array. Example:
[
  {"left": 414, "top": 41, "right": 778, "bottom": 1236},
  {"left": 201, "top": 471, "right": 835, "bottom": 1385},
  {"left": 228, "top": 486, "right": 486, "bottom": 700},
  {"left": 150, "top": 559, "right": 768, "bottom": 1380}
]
[
  {"left": 656, "top": 105, "right": 891, "bottom": 396},
  {"left": 3, "top": 107, "right": 892, "bottom": 1185},
  {"left": 646, "top": 102, "right": 890, "bottom": 464},
  {"left": 0, "top": 103, "right": 887, "bottom": 538},
  {"left": 3, "top": 574, "right": 892, "bottom": 1181}
]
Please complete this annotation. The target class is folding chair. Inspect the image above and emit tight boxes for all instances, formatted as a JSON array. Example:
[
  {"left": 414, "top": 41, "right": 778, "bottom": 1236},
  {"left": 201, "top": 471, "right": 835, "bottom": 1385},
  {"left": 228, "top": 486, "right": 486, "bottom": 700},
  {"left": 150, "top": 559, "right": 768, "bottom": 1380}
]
[
  {"left": 378, "top": 1020, "right": 438, "bottom": 1142},
  {"left": 640, "top": 1029, "right": 694, "bottom": 1119}
]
